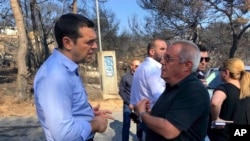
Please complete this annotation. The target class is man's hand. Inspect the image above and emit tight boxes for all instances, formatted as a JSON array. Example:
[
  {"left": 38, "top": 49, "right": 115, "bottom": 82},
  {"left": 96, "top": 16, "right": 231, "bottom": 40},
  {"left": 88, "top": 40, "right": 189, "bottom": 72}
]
[
  {"left": 93, "top": 104, "right": 115, "bottom": 120},
  {"left": 134, "top": 98, "right": 150, "bottom": 115},
  {"left": 90, "top": 116, "right": 108, "bottom": 133},
  {"left": 129, "top": 104, "right": 134, "bottom": 110},
  {"left": 200, "top": 79, "right": 208, "bottom": 87}
]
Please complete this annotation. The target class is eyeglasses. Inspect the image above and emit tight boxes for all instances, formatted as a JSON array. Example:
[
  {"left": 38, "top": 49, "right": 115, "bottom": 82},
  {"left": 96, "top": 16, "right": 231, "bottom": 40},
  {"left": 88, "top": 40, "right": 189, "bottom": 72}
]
[
  {"left": 161, "top": 55, "right": 179, "bottom": 62},
  {"left": 200, "top": 57, "right": 210, "bottom": 63}
]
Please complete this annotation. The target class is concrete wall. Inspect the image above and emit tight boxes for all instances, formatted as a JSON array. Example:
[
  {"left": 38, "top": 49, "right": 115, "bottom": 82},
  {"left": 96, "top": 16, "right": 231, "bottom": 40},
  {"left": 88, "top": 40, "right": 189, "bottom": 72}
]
[{"left": 98, "top": 51, "right": 119, "bottom": 99}]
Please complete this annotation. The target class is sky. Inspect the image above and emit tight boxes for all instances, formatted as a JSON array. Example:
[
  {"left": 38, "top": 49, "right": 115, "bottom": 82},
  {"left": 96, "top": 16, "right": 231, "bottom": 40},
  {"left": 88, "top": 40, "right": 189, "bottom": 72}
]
[{"left": 101, "top": 0, "right": 148, "bottom": 34}]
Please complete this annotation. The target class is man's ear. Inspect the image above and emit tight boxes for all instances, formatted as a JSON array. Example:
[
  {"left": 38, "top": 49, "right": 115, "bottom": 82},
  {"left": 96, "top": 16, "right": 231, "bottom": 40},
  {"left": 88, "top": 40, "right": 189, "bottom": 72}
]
[
  {"left": 62, "top": 36, "right": 73, "bottom": 50},
  {"left": 183, "top": 61, "right": 192, "bottom": 71},
  {"left": 149, "top": 48, "right": 155, "bottom": 56}
]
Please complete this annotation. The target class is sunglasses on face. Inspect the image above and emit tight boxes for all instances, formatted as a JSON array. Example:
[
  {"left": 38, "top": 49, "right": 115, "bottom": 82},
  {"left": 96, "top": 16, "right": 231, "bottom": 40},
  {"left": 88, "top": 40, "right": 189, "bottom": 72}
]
[{"left": 200, "top": 57, "right": 210, "bottom": 63}]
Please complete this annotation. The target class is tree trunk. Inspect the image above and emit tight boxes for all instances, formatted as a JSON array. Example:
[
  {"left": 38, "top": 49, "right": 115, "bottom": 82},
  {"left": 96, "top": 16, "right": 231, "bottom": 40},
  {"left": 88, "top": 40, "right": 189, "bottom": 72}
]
[
  {"left": 229, "top": 35, "right": 238, "bottom": 58},
  {"left": 10, "top": 0, "right": 29, "bottom": 100},
  {"left": 30, "top": 0, "right": 40, "bottom": 67},
  {"left": 229, "top": 23, "right": 250, "bottom": 58},
  {"left": 29, "top": 0, "right": 51, "bottom": 68},
  {"left": 72, "top": 0, "right": 77, "bottom": 13},
  {"left": 37, "top": 7, "right": 50, "bottom": 60}
]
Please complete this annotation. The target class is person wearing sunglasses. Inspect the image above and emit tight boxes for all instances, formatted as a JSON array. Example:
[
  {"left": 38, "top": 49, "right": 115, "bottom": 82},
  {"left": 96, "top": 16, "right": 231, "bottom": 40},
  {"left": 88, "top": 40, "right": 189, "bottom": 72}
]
[
  {"left": 119, "top": 59, "right": 141, "bottom": 141},
  {"left": 197, "top": 44, "right": 210, "bottom": 86}
]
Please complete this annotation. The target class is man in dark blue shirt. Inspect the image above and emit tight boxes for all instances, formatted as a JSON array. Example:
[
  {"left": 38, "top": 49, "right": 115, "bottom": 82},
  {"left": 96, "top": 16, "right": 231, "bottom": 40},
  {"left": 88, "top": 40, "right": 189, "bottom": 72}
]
[
  {"left": 135, "top": 40, "right": 210, "bottom": 141},
  {"left": 119, "top": 59, "right": 140, "bottom": 141}
]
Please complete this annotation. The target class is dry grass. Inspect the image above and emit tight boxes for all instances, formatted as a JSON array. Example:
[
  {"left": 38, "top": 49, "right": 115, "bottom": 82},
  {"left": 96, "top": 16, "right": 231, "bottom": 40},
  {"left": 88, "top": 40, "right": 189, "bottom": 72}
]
[
  {"left": 0, "top": 92, "right": 123, "bottom": 117},
  {"left": 0, "top": 67, "right": 123, "bottom": 117},
  {"left": 0, "top": 93, "right": 36, "bottom": 117}
]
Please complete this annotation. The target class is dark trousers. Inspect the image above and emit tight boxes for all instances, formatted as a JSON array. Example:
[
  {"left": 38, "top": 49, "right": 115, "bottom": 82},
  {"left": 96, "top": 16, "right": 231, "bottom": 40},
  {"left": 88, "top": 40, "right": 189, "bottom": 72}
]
[
  {"left": 137, "top": 121, "right": 146, "bottom": 140},
  {"left": 122, "top": 103, "right": 132, "bottom": 141}
]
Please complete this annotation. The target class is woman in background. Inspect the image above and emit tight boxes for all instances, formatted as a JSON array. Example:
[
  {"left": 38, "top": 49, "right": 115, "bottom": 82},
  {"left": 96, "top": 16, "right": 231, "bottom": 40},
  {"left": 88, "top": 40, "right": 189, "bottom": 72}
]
[{"left": 208, "top": 58, "right": 250, "bottom": 141}]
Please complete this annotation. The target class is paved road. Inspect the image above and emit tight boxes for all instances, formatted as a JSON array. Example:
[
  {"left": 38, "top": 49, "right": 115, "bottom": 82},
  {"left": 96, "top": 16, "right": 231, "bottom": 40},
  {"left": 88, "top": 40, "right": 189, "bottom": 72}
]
[
  {"left": 0, "top": 116, "right": 45, "bottom": 141},
  {"left": 0, "top": 112, "right": 209, "bottom": 141},
  {"left": 0, "top": 112, "right": 138, "bottom": 141},
  {"left": 94, "top": 112, "right": 138, "bottom": 141}
]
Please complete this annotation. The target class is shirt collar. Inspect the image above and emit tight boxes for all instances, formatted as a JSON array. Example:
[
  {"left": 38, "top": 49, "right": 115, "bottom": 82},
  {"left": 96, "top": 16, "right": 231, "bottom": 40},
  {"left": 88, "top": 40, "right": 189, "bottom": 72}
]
[
  {"left": 166, "top": 72, "right": 197, "bottom": 89},
  {"left": 52, "top": 48, "right": 79, "bottom": 73},
  {"left": 145, "top": 57, "right": 162, "bottom": 68}
]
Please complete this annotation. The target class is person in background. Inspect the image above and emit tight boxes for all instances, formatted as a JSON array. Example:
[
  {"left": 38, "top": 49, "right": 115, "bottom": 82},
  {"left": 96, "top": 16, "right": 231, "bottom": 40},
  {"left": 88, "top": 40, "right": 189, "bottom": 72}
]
[
  {"left": 208, "top": 58, "right": 250, "bottom": 141},
  {"left": 135, "top": 40, "right": 210, "bottom": 141},
  {"left": 119, "top": 59, "right": 141, "bottom": 141},
  {"left": 197, "top": 44, "right": 210, "bottom": 86},
  {"left": 33, "top": 13, "right": 113, "bottom": 141},
  {"left": 130, "top": 38, "right": 167, "bottom": 110},
  {"left": 130, "top": 38, "right": 167, "bottom": 140}
]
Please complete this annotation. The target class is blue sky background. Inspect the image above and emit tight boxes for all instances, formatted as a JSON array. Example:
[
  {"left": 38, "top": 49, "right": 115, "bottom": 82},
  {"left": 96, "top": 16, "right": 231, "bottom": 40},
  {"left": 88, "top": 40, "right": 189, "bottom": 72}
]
[{"left": 101, "top": 0, "right": 148, "bottom": 33}]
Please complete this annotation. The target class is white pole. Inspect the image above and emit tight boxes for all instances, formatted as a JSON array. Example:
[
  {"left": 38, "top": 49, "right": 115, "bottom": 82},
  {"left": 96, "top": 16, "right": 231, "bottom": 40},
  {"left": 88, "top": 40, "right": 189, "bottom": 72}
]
[{"left": 95, "top": 0, "right": 102, "bottom": 52}]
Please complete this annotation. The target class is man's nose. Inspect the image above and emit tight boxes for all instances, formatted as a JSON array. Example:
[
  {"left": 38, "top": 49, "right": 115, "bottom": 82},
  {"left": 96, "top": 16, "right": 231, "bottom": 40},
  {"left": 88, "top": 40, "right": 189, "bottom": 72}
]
[{"left": 93, "top": 42, "right": 98, "bottom": 49}]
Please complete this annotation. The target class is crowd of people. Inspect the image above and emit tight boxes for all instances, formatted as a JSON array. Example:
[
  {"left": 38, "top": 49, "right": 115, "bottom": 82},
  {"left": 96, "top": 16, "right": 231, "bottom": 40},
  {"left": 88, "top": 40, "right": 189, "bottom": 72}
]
[{"left": 33, "top": 13, "right": 250, "bottom": 141}]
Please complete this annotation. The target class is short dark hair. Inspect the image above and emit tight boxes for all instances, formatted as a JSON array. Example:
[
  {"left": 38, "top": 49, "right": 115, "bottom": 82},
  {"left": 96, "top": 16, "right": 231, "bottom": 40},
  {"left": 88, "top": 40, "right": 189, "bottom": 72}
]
[
  {"left": 197, "top": 44, "right": 207, "bottom": 52},
  {"left": 54, "top": 13, "right": 95, "bottom": 49},
  {"left": 147, "top": 38, "right": 166, "bottom": 55}
]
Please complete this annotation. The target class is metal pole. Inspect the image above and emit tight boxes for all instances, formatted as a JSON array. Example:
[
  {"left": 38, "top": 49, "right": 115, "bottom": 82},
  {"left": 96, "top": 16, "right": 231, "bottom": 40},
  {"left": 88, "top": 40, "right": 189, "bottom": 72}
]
[{"left": 95, "top": 0, "right": 102, "bottom": 52}]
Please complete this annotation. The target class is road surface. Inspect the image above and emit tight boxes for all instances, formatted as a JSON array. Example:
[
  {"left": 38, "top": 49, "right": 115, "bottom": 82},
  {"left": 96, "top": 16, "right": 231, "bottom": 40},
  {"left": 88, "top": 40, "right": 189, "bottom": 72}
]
[
  {"left": 0, "top": 112, "right": 138, "bottom": 141},
  {"left": 0, "top": 112, "right": 209, "bottom": 141}
]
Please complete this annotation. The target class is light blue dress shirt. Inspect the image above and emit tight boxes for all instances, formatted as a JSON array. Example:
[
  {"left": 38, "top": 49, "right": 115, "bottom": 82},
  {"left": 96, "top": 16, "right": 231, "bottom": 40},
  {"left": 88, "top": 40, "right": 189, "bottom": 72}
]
[
  {"left": 34, "top": 49, "right": 94, "bottom": 141},
  {"left": 130, "top": 57, "right": 166, "bottom": 108}
]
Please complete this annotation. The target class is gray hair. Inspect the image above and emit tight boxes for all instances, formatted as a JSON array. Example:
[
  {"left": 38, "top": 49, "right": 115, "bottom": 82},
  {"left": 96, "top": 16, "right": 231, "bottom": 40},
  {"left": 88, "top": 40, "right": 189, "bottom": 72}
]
[{"left": 169, "top": 40, "right": 200, "bottom": 72}]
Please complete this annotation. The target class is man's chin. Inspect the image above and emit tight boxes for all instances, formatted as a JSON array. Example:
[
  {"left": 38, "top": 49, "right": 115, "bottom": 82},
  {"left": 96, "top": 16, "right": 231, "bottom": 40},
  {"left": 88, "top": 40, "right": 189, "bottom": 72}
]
[
  {"left": 81, "top": 60, "right": 89, "bottom": 64},
  {"left": 79, "top": 55, "right": 94, "bottom": 64},
  {"left": 78, "top": 59, "right": 89, "bottom": 64},
  {"left": 199, "top": 68, "right": 205, "bottom": 71}
]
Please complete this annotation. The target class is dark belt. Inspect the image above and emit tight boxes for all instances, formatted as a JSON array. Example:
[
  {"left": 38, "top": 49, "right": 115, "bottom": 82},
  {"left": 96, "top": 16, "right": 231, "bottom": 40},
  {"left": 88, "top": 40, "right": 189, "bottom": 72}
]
[{"left": 86, "top": 138, "right": 93, "bottom": 141}]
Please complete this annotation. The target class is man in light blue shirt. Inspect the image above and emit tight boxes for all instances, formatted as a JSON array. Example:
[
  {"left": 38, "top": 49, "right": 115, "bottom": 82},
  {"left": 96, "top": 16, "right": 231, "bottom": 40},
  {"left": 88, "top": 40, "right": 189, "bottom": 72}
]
[
  {"left": 130, "top": 38, "right": 167, "bottom": 140},
  {"left": 34, "top": 13, "right": 113, "bottom": 141}
]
